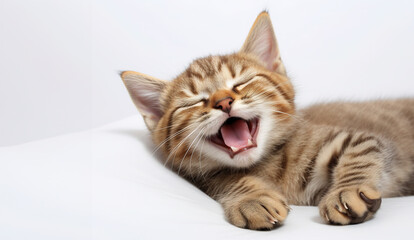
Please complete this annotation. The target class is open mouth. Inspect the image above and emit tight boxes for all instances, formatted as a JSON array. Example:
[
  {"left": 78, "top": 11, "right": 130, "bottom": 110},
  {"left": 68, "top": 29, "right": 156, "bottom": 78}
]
[{"left": 209, "top": 117, "right": 259, "bottom": 158}]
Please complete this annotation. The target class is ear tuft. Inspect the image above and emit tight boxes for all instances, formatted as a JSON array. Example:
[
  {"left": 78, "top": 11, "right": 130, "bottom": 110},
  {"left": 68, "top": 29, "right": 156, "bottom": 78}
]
[
  {"left": 240, "top": 12, "right": 286, "bottom": 75},
  {"left": 121, "top": 71, "right": 167, "bottom": 131},
  {"left": 118, "top": 70, "right": 126, "bottom": 77}
]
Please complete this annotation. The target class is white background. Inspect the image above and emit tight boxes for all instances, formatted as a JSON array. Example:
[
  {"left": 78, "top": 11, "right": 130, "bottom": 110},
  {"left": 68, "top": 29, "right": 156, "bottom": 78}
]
[{"left": 1, "top": 0, "right": 414, "bottom": 146}]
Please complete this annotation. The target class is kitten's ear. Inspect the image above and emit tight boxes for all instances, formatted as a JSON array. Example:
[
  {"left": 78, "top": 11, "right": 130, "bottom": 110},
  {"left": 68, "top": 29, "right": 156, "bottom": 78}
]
[
  {"left": 240, "top": 11, "right": 286, "bottom": 75},
  {"left": 121, "top": 71, "right": 166, "bottom": 131}
]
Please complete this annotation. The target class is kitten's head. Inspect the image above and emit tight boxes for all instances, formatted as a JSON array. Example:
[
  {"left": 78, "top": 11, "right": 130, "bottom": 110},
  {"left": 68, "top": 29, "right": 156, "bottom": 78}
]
[{"left": 121, "top": 12, "right": 295, "bottom": 175}]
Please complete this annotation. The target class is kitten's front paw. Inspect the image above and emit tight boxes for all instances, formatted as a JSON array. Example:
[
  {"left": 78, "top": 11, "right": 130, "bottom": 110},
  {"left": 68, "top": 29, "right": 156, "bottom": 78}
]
[
  {"left": 223, "top": 190, "right": 289, "bottom": 230},
  {"left": 319, "top": 186, "right": 381, "bottom": 225}
]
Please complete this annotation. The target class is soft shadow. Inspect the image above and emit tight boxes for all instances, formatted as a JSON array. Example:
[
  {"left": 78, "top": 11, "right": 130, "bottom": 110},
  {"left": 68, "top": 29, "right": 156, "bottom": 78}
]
[
  {"left": 110, "top": 128, "right": 153, "bottom": 148},
  {"left": 311, "top": 214, "right": 353, "bottom": 227},
  {"left": 311, "top": 215, "right": 327, "bottom": 225},
  {"left": 107, "top": 128, "right": 165, "bottom": 164}
]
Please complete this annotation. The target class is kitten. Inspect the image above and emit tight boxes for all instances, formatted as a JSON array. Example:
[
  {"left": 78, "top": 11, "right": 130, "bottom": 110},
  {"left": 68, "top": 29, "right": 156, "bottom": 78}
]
[{"left": 121, "top": 11, "right": 414, "bottom": 230}]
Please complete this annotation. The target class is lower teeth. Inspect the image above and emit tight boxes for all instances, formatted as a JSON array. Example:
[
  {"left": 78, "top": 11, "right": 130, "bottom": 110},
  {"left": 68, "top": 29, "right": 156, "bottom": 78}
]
[
  {"left": 230, "top": 146, "right": 239, "bottom": 152},
  {"left": 229, "top": 139, "right": 254, "bottom": 152}
]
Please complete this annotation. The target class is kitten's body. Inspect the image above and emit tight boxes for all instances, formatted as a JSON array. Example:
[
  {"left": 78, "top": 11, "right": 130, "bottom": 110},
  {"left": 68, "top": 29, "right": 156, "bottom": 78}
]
[
  {"left": 121, "top": 12, "right": 414, "bottom": 230},
  {"left": 300, "top": 99, "right": 414, "bottom": 198},
  {"left": 228, "top": 99, "right": 414, "bottom": 205}
]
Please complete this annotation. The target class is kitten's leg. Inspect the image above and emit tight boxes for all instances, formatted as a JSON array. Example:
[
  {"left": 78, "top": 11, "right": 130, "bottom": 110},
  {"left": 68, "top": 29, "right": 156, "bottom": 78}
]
[
  {"left": 206, "top": 175, "right": 289, "bottom": 230},
  {"left": 318, "top": 133, "right": 388, "bottom": 225}
]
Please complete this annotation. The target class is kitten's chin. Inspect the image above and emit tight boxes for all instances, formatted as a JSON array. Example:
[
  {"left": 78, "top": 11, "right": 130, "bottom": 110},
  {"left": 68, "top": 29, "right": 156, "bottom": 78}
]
[
  {"left": 207, "top": 145, "right": 262, "bottom": 169},
  {"left": 228, "top": 147, "right": 262, "bottom": 168}
]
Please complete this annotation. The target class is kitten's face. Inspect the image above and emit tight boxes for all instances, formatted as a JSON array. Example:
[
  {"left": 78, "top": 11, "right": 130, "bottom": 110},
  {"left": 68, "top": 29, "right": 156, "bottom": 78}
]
[
  {"left": 157, "top": 55, "right": 294, "bottom": 170},
  {"left": 122, "top": 12, "right": 295, "bottom": 174}
]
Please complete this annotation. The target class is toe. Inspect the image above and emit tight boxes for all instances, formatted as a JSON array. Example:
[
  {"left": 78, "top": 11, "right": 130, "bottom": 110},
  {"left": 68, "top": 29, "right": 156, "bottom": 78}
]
[{"left": 360, "top": 192, "right": 382, "bottom": 212}]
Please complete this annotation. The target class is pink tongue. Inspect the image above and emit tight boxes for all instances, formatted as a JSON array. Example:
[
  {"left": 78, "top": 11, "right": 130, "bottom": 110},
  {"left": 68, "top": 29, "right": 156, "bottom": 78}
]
[{"left": 220, "top": 119, "right": 252, "bottom": 148}]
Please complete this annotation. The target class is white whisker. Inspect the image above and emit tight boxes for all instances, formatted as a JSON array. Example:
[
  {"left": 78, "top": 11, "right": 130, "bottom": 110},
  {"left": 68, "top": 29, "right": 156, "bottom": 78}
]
[
  {"left": 198, "top": 136, "right": 208, "bottom": 180},
  {"left": 178, "top": 126, "right": 206, "bottom": 175},
  {"left": 152, "top": 121, "right": 199, "bottom": 154},
  {"left": 271, "top": 109, "right": 304, "bottom": 122},
  {"left": 164, "top": 125, "right": 201, "bottom": 168},
  {"left": 188, "top": 127, "right": 207, "bottom": 180}
]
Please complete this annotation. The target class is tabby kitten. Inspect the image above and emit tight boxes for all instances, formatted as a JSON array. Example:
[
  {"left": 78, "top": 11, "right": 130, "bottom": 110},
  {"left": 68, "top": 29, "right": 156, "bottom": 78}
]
[{"left": 121, "top": 12, "right": 414, "bottom": 230}]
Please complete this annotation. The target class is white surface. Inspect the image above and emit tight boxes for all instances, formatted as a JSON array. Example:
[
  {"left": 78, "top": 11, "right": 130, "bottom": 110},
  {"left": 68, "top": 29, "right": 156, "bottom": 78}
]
[
  {"left": 1, "top": 116, "right": 413, "bottom": 240},
  {"left": 1, "top": 0, "right": 414, "bottom": 146}
]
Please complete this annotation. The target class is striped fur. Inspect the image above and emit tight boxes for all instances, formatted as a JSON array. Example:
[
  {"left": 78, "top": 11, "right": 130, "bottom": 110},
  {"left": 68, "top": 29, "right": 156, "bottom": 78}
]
[{"left": 121, "top": 12, "right": 414, "bottom": 230}]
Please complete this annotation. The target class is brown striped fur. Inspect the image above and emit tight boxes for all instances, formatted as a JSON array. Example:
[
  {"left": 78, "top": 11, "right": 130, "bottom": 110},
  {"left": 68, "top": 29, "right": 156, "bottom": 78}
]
[{"left": 121, "top": 12, "right": 414, "bottom": 230}]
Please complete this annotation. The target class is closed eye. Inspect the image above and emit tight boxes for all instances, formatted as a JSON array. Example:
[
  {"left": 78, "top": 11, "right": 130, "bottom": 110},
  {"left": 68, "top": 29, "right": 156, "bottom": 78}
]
[
  {"left": 178, "top": 98, "right": 208, "bottom": 109},
  {"left": 232, "top": 76, "right": 257, "bottom": 91}
]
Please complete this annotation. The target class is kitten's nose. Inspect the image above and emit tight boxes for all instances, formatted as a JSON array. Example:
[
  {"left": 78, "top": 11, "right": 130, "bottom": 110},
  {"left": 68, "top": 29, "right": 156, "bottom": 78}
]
[{"left": 214, "top": 97, "right": 233, "bottom": 114}]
